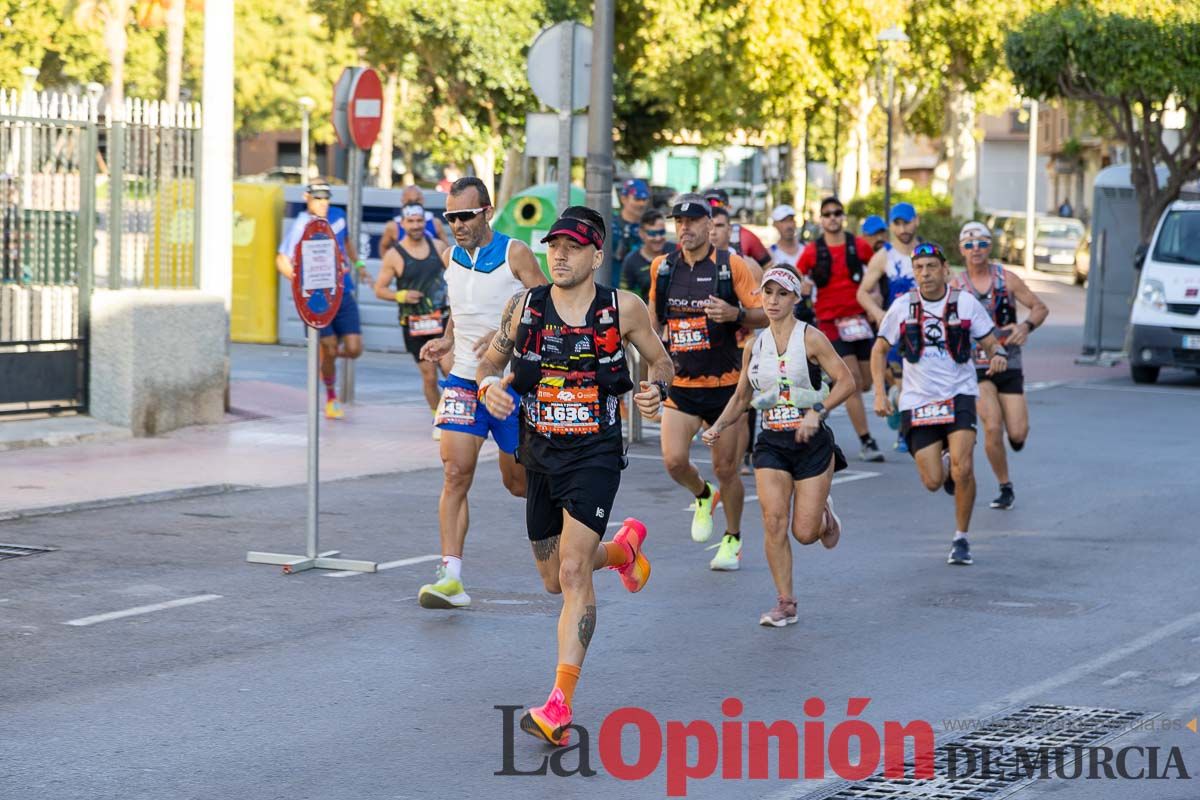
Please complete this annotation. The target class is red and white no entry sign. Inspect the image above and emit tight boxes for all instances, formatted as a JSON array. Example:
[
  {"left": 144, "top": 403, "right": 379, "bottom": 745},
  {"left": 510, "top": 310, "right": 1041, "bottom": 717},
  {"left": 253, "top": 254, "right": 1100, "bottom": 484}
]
[{"left": 347, "top": 68, "right": 383, "bottom": 150}]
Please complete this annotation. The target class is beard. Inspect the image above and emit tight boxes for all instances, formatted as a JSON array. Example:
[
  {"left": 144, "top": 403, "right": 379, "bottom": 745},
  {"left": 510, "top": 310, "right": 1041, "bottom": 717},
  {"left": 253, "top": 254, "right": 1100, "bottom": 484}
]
[{"left": 897, "top": 231, "right": 915, "bottom": 245}]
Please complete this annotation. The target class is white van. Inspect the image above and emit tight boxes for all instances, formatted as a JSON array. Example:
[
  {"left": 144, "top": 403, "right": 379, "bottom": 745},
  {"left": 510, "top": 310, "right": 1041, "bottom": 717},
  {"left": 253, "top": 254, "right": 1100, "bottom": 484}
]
[{"left": 1128, "top": 199, "right": 1200, "bottom": 383}]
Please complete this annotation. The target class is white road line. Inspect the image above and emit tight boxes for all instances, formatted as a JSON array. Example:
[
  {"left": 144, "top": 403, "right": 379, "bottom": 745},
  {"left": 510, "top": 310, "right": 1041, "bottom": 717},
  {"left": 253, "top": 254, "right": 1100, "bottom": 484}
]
[
  {"left": 1101, "top": 670, "right": 1143, "bottom": 687},
  {"left": 1064, "top": 382, "right": 1200, "bottom": 397},
  {"left": 63, "top": 594, "right": 222, "bottom": 627},
  {"left": 1173, "top": 673, "right": 1200, "bottom": 688},
  {"left": 1026, "top": 380, "right": 1067, "bottom": 392},
  {"left": 761, "top": 610, "right": 1200, "bottom": 800},
  {"left": 324, "top": 553, "right": 441, "bottom": 578},
  {"left": 682, "top": 471, "right": 882, "bottom": 510}
]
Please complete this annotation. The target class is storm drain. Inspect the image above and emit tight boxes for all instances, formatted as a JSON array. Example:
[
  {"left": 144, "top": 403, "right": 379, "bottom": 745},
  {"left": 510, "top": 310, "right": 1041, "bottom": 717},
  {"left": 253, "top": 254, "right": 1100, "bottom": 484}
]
[
  {"left": 0, "top": 542, "right": 58, "bottom": 561},
  {"left": 801, "top": 704, "right": 1153, "bottom": 800}
]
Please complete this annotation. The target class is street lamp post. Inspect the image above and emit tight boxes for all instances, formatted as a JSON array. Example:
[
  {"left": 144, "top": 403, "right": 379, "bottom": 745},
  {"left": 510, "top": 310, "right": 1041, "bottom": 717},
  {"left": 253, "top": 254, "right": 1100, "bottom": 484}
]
[
  {"left": 299, "top": 96, "right": 315, "bottom": 181},
  {"left": 877, "top": 26, "right": 909, "bottom": 222}
]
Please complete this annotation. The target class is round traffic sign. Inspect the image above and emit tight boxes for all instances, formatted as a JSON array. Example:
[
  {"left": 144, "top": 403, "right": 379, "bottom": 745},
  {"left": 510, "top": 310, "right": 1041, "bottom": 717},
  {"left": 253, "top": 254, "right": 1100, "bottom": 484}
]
[
  {"left": 347, "top": 68, "right": 383, "bottom": 150},
  {"left": 527, "top": 21, "right": 592, "bottom": 112},
  {"left": 292, "top": 218, "right": 346, "bottom": 328}
]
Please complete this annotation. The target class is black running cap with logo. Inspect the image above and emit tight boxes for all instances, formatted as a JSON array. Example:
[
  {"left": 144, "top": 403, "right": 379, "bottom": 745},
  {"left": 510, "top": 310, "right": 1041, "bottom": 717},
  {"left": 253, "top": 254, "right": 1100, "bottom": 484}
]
[
  {"left": 541, "top": 212, "right": 605, "bottom": 249},
  {"left": 671, "top": 193, "right": 712, "bottom": 219}
]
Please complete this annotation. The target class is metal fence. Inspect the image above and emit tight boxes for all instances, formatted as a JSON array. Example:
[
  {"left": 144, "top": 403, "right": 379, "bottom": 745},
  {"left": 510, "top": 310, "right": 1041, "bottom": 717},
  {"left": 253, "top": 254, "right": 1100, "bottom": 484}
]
[{"left": 0, "top": 89, "right": 201, "bottom": 415}]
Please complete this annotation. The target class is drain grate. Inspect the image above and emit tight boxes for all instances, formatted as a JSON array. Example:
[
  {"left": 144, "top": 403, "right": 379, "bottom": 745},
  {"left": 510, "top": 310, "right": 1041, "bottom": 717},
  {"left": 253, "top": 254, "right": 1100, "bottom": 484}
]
[
  {"left": 0, "top": 542, "right": 58, "bottom": 561},
  {"left": 801, "top": 704, "right": 1153, "bottom": 800}
]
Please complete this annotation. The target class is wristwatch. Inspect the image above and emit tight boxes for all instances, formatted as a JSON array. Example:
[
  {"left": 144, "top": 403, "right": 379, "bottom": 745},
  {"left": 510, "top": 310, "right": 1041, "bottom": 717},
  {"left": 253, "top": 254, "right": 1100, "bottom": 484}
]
[
  {"left": 652, "top": 380, "right": 669, "bottom": 401},
  {"left": 812, "top": 402, "right": 829, "bottom": 421},
  {"left": 735, "top": 307, "right": 746, "bottom": 324}
]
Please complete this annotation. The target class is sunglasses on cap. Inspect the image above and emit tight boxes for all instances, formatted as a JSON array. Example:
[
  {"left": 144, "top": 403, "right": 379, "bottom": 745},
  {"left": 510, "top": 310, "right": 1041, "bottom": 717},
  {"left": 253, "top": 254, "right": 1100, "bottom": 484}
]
[
  {"left": 444, "top": 206, "right": 489, "bottom": 224},
  {"left": 961, "top": 239, "right": 991, "bottom": 250},
  {"left": 912, "top": 242, "right": 946, "bottom": 261}
]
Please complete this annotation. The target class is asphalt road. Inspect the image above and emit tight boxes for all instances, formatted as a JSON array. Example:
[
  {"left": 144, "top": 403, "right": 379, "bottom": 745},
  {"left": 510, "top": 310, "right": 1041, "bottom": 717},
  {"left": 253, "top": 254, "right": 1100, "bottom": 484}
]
[{"left": 2, "top": 280, "right": 1199, "bottom": 800}]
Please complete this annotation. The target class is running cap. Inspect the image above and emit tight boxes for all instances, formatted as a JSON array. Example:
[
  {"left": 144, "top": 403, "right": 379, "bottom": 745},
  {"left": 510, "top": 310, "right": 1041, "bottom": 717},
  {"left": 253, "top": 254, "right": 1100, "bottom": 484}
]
[
  {"left": 889, "top": 202, "right": 917, "bottom": 222},
  {"left": 771, "top": 204, "right": 797, "bottom": 222},
  {"left": 912, "top": 241, "right": 947, "bottom": 263},
  {"left": 861, "top": 215, "right": 887, "bottom": 235},
  {"left": 958, "top": 220, "right": 992, "bottom": 242},
  {"left": 306, "top": 180, "right": 332, "bottom": 199},
  {"left": 621, "top": 178, "right": 650, "bottom": 199},
  {"left": 761, "top": 267, "right": 803, "bottom": 294},
  {"left": 400, "top": 203, "right": 425, "bottom": 219},
  {"left": 702, "top": 188, "right": 730, "bottom": 208},
  {"left": 540, "top": 206, "right": 605, "bottom": 249},
  {"left": 671, "top": 193, "right": 711, "bottom": 219}
]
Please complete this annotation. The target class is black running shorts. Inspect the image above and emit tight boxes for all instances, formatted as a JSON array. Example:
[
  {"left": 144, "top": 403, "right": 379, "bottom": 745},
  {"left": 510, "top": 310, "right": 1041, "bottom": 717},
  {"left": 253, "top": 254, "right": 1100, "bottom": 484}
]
[
  {"left": 832, "top": 337, "right": 873, "bottom": 362},
  {"left": 900, "top": 394, "right": 977, "bottom": 456},
  {"left": 752, "top": 425, "right": 848, "bottom": 481},
  {"left": 525, "top": 466, "right": 621, "bottom": 540},
  {"left": 665, "top": 385, "right": 736, "bottom": 427},
  {"left": 977, "top": 367, "right": 1024, "bottom": 395}
]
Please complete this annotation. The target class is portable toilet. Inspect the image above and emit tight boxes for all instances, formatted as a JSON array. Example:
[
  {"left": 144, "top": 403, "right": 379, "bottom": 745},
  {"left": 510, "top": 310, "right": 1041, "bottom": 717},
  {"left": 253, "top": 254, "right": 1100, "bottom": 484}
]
[{"left": 494, "top": 182, "right": 586, "bottom": 277}]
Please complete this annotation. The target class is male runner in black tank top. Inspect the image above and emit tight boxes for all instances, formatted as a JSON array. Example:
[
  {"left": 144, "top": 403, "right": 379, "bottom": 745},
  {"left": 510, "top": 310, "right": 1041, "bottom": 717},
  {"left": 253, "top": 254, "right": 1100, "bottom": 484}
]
[
  {"left": 374, "top": 203, "right": 450, "bottom": 422},
  {"left": 477, "top": 207, "right": 673, "bottom": 747}
]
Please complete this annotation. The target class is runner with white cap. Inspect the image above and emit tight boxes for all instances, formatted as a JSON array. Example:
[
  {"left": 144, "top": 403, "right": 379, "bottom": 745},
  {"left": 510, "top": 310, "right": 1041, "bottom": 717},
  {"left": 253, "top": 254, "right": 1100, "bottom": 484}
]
[{"left": 703, "top": 266, "right": 855, "bottom": 626}]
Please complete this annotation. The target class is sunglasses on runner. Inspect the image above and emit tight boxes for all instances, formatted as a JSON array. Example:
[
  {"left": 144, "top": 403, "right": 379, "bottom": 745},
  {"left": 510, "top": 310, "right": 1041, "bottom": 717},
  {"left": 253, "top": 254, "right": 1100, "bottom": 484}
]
[
  {"left": 643, "top": 228, "right": 667, "bottom": 237},
  {"left": 821, "top": 209, "right": 844, "bottom": 218},
  {"left": 444, "top": 206, "right": 490, "bottom": 224},
  {"left": 961, "top": 240, "right": 991, "bottom": 250}
]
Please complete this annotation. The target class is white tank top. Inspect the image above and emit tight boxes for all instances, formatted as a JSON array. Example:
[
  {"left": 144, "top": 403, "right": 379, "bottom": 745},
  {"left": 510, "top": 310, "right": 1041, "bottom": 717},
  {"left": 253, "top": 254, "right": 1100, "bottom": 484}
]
[
  {"left": 445, "top": 232, "right": 523, "bottom": 380},
  {"left": 769, "top": 242, "right": 802, "bottom": 268},
  {"left": 748, "top": 322, "right": 829, "bottom": 424}
]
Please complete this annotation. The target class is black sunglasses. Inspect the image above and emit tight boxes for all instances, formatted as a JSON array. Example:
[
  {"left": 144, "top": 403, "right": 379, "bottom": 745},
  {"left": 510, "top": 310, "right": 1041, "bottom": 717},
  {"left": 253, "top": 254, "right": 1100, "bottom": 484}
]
[
  {"left": 444, "top": 206, "right": 490, "bottom": 224},
  {"left": 821, "top": 209, "right": 844, "bottom": 218}
]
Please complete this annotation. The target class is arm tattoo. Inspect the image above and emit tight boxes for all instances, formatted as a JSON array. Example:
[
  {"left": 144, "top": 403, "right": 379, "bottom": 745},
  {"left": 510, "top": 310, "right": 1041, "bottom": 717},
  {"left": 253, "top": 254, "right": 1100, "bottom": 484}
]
[
  {"left": 532, "top": 535, "right": 559, "bottom": 563},
  {"left": 577, "top": 605, "right": 596, "bottom": 649},
  {"left": 491, "top": 290, "right": 525, "bottom": 355}
]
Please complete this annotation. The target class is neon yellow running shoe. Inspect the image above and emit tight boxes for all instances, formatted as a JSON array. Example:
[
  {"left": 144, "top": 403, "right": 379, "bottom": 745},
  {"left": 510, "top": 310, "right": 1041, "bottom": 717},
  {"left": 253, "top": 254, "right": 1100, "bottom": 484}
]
[
  {"left": 709, "top": 533, "right": 742, "bottom": 571},
  {"left": 418, "top": 565, "right": 471, "bottom": 609},
  {"left": 325, "top": 399, "right": 344, "bottom": 419},
  {"left": 690, "top": 482, "right": 720, "bottom": 542}
]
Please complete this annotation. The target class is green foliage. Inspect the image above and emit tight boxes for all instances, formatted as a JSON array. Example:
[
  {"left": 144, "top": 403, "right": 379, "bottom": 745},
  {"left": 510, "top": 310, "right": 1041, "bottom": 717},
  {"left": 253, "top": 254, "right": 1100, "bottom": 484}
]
[{"left": 846, "top": 187, "right": 975, "bottom": 264}]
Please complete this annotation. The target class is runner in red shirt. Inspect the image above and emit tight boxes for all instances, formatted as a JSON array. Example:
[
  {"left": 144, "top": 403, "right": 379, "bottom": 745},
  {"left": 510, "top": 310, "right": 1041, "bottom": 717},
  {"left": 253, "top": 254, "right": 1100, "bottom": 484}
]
[{"left": 796, "top": 196, "right": 884, "bottom": 462}]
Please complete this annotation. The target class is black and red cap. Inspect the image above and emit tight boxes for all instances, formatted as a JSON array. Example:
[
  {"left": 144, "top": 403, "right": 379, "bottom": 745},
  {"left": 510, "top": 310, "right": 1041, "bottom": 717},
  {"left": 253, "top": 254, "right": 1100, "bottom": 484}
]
[{"left": 540, "top": 206, "right": 606, "bottom": 249}]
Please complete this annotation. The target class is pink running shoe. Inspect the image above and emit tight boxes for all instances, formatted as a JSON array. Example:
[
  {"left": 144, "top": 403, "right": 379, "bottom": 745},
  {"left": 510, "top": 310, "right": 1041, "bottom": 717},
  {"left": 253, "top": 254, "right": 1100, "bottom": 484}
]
[
  {"left": 821, "top": 496, "right": 842, "bottom": 549},
  {"left": 610, "top": 518, "right": 650, "bottom": 593},
  {"left": 520, "top": 687, "right": 573, "bottom": 747}
]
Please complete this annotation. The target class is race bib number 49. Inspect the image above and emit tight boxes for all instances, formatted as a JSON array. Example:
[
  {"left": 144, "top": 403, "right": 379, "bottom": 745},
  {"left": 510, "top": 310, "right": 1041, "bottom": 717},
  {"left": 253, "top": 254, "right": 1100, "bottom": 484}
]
[
  {"left": 435, "top": 385, "right": 478, "bottom": 427},
  {"left": 668, "top": 316, "right": 711, "bottom": 352},
  {"left": 763, "top": 404, "right": 805, "bottom": 431},
  {"left": 535, "top": 385, "right": 600, "bottom": 435},
  {"left": 910, "top": 399, "right": 955, "bottom": 427}
]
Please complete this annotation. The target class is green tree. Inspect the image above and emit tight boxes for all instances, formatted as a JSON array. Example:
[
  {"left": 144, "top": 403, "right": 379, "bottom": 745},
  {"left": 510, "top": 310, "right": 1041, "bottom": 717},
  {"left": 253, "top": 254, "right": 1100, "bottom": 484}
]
[{"left": 1006, "top": 4, "right": 1200, "bottom": 241}]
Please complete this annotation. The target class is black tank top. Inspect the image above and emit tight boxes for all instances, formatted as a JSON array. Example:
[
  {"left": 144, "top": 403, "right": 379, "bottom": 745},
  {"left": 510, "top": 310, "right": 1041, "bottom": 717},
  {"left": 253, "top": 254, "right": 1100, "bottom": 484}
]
[
  {"left": 661, "top": 249, "right": 742, "bottom": 385},
  {"left": 518, "top": 290, "right": 624, "bottom": 473},
  {"left": 394, "top": 237, "right": 449, "bottom": 326}
]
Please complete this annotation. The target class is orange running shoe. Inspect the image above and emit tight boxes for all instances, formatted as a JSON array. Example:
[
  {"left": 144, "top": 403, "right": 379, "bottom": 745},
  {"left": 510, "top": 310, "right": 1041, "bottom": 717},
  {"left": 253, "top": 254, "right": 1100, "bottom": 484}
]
[
  {"left": 520, "top": 687, "right": 573, "bottom": 747},
  {"left": 610, "top": 518, "right": 651, "bottom": 592}
]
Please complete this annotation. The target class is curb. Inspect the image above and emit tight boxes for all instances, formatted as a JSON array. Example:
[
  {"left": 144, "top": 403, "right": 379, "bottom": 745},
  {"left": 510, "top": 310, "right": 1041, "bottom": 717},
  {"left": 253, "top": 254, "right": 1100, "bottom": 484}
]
[
  {"left": 0, "top": 483, "right": 253, "bottom": 523},
  {"left": 0, "top": 427, "right": 132, "bottom": 453}
]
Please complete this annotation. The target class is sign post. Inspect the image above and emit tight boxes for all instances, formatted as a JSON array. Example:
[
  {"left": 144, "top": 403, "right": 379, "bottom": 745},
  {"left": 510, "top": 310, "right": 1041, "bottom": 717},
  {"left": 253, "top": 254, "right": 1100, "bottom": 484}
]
[
  {"left": 527, "top": 22, "right": 592, "bottom": 213},
  {"left": 246, "top": 218, "right": 377, "bottom": 575},
  {"left": 332, "top": 66, "right": 384, "bottom": 405}
]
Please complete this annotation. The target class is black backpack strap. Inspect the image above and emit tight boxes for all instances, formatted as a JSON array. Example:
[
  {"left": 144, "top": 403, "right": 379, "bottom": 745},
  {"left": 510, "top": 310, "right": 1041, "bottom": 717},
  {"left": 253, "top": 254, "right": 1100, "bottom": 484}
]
[
  {"left": 845, "top": 233, "right": 863, "bottom": 283},
  {"left": 654, "top": 251, "right": 680, "bottom": 323},
  {"left": 716, "top": 248, "right": 737, "bottom": 307},
  {"left": 812, "top": 237, "right": 832, "bottom": 287}
]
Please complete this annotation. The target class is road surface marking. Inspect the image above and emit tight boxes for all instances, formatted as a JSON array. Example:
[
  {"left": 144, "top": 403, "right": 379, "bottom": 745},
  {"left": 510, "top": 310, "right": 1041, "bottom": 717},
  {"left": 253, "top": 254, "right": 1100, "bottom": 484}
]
[
  {"left": 324, "top": 553, "right": 441, "bottom": 578},
  {"left": 64, "top": 594, "right": 222, "bottom": 627},
  {"left": 1101, "top": 670, "right": 1143, "bottom": 687},
  {"left": 682, "top": 471, "right": 882, "bottom": 510}
]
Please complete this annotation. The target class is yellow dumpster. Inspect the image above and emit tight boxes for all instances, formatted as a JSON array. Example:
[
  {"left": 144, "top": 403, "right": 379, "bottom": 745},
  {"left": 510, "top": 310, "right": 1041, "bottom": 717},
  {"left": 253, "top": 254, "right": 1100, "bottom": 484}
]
[{"left": 231, "top": 183, "right": 284, "bottom": 343}]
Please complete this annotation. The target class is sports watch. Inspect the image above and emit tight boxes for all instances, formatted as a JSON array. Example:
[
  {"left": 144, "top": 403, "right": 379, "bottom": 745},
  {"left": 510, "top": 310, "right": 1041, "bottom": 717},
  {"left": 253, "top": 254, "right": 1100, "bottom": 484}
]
[{"left": 812, "top": 402, "right": 829, "bottom": 421}]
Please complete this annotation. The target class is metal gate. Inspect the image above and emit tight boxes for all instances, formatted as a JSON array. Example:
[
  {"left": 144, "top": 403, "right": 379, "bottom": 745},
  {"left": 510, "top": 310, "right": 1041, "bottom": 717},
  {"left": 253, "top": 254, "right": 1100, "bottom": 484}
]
[
  {"left": 0, "top": 91, "right": 96, "bottom": 415},
  {"left": 0, "top": 90, "right": 201, "bottom": 416}
]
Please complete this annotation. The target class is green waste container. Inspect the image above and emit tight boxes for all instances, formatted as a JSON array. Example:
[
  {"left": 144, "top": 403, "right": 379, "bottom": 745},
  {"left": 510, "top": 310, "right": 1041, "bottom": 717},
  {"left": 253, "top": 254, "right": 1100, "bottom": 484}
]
[{"left": 494, "top": 183, "right": 586, "bottom": 278}]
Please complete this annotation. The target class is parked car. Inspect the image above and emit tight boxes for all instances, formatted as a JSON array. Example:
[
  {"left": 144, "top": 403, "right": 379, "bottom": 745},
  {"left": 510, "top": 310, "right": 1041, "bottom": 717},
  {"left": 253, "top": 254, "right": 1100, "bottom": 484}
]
[
  {"left": 705, "top": 181, "right": 768, "bottom": 221},
  {"left": 1127, "top": 200, "right": 1200, "bottom": 383},
  {"left": 985, "top": 212, "right": 1018, "bottom": 261},
  {"left": 995, "top": 214, "right": 1088, "bottom": 276}
]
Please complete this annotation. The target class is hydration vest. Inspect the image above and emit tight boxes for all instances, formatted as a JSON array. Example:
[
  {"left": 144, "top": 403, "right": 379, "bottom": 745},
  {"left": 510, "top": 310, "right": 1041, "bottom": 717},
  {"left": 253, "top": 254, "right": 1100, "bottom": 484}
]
[
  {"left": 898, "top": 289, "right": 973, "bottom": 365},
  {"left": 653, "top": 247, "right": 737, "bottom": 326},
  {"left": 509, "top": 284, "right": 634, "bottom": 399},
  {"left": 984, "top": 265, "right": 1016, "bottom": 327},
  {"left": 811, "top": 234, "right": 864, "bottom": 288}
]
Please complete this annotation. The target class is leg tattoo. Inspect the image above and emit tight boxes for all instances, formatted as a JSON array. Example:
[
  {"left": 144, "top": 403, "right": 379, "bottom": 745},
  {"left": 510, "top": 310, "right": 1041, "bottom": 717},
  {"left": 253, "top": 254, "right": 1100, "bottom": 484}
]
[
  {"left": 532, "top": 535, "right": 560, "bottom": 563},
  {"left": 577, "top": 605, "right": 596, "bottom": 649}
]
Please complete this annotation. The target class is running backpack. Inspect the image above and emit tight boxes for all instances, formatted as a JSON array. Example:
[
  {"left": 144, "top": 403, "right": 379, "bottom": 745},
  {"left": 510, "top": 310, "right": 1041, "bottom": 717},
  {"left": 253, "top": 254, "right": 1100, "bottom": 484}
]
[
  {"left": 811, "top": 234, "right": 864, "bottom": 288},
  {"left": 898, "top": 289, "right": 973, "bottom": 365},
  {"left": 653, "top": 247, "right": 737, "bottom": 325}
]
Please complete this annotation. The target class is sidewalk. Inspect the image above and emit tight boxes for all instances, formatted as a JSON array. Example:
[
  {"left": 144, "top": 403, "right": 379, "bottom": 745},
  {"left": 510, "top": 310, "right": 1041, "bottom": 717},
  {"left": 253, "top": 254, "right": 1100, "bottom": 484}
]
[{"left": 0, "top": 344, "right": 482, "bottom": 519}]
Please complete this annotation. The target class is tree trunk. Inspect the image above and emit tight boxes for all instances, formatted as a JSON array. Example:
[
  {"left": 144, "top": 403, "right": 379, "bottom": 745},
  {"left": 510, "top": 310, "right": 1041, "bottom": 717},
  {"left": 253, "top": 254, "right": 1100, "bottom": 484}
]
[
  {"left": 376, "top": 71, "right": 397, "bottom": 188},
  {"left": 105, "top": 0, "right": 129, "bottom": 113},
  {"left": 790, "top": 123, "right": 807, "bottom": 211},
  {"left": 164, "top": 0, "right": 184, "bottom": 104},
  {"left": 470, "top": 144, "right": 498, "bottom": 199},
  {"left": 838, "top": 111, "right": 859, "bottom": 201},
  {"left": 851, "top": 83, "right": 875, "bottom": 199},
  {"left": 495, "top": 142, "right": 523, "bottom": 207},
  {"left": 947, "top": 78, "right": 978, "bottom": 219}
]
